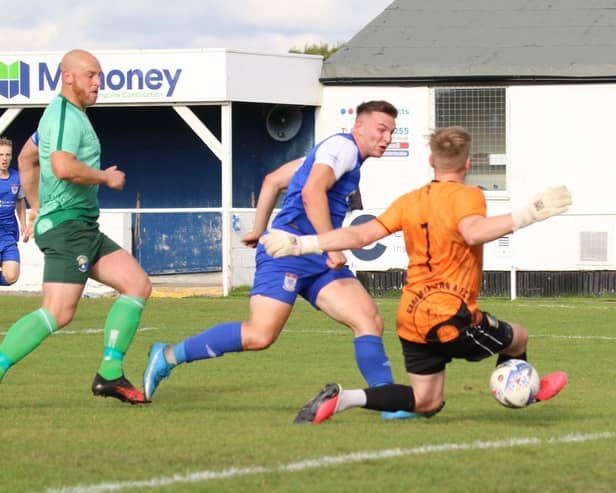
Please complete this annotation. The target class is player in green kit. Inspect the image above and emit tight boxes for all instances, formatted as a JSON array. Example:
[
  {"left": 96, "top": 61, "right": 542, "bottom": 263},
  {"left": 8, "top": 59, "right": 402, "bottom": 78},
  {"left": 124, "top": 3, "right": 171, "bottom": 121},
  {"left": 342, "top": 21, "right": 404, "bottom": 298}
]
[{"left": 0, "top": 49, "right": 151, "bottom": 404}]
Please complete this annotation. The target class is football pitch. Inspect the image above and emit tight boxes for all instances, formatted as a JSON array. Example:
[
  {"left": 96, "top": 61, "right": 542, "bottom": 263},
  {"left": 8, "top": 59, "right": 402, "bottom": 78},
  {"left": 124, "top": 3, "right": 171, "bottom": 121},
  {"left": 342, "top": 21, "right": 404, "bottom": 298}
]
[{"left": 0, "top": 294, "right": 614, "bottom": 493}]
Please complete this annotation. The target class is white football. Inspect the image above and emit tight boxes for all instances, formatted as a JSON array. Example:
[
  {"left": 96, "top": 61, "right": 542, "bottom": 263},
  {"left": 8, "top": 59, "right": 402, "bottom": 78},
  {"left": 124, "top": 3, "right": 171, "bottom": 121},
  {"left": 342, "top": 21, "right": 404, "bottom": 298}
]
[{"left": 489, "top": 359, "right": 540, "bottom": 408}]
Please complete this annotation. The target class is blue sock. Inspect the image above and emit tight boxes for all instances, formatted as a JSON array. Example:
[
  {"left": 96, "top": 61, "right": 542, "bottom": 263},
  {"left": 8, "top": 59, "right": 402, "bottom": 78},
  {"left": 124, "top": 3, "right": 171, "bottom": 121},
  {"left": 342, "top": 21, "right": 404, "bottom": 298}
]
[
  {"left": 171, "top": 341, "right": 186, "bottom": 365},
  {"left": 0, "top": 273, "right": 9, "bottom": 286},
  {"left": 181, "top": 322, "right": 243, "bottom": 363},
  {"left": 354, "top": 335, "right": 393, "bottom": 387}
]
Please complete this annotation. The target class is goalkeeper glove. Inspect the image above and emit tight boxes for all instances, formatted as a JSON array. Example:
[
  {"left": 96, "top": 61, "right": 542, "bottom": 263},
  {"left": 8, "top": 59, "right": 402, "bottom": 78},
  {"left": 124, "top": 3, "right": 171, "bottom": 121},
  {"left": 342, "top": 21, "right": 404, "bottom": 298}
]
[
  {"left": 260, "top": 229, "right": 323, "bottom": 258},
  {"left": 512, "top": 186, "right": 572, "bottom": 231}
]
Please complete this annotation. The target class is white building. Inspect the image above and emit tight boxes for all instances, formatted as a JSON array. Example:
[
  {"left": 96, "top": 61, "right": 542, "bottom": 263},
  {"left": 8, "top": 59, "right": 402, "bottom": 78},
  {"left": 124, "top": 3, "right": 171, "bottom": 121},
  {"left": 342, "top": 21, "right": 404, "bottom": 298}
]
[{"left": 316, "top": 0, "right": 616, "bottom": 297}]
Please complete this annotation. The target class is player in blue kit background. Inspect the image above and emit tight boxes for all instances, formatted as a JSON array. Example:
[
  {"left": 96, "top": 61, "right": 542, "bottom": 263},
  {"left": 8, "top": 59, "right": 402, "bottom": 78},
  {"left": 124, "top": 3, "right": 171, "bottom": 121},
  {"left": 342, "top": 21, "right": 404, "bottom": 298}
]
[
  {"left": 144, "top": 101, "right": 410, "bottom": 418},
  {"left": 0, "top": 136, "right": 29, "bottom": 286}
]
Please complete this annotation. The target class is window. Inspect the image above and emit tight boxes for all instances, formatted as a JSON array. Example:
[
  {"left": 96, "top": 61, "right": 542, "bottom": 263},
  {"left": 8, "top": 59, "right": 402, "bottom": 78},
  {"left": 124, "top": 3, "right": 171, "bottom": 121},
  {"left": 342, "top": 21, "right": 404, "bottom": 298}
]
[{"left": 434, "top": 87, "right": 507, "bottom": 191}]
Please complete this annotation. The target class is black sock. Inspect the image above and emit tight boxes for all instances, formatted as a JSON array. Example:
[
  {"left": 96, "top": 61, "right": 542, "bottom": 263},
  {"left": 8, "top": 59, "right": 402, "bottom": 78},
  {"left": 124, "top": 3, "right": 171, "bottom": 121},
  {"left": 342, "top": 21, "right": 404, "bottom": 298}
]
[
  {"left": 364, "top": 384, "right": 415, "bottom": 412},
  {"left": 496, "top": 351, "right": 527, "bottom": 366}
]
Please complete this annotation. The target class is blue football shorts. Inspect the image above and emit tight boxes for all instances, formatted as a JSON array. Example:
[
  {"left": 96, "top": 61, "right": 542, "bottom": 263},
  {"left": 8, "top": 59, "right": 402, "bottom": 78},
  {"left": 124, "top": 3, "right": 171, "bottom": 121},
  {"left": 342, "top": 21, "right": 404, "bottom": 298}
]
[
  {"left": 0, "top": 240, "right": 20, "bottom": 263},
  {"left": 251, "top": 243, "right": 355, "bottom": 308}
]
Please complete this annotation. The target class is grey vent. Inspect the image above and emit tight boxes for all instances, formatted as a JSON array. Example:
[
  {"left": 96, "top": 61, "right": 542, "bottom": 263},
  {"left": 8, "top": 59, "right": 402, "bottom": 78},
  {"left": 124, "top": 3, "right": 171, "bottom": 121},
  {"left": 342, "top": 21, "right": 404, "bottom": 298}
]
[
  {"left": 496, "top": 235, "right": 511, "bottom": 257},
  {"left": 579, "top": 232, "right": 608, "bottom": 262}
]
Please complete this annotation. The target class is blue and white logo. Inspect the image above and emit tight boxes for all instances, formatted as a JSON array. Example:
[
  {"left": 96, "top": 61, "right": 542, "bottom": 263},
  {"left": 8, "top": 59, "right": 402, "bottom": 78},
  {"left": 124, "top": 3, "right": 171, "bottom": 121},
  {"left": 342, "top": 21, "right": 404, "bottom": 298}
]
[{"left": 0, "top": 61, "right": 30, "bottom": 98}]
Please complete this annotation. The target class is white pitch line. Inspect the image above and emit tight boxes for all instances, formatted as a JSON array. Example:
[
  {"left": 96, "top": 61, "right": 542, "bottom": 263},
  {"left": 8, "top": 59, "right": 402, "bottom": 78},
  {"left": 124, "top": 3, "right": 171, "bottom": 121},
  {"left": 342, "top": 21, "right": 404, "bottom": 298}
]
[
  {"left": 531, "top": 334, "right": 616, "bottom": 341},
  {"left": 285, "top": 330, "right": 616, "bottom": 341},
  {"left": 283, "top": 329, "right": 616, "bottom": 341},
  {"left": 506, "top": 302, "right": 616, "bottom": 311},
  {"left": 51, "top": 327, "right": 160, "bottom": 336},
  {"left": 2, "top": 327, "right": 612, "bottom": 341},
  {"left": 0, "top": 327, "right": 160, "bottom": 336},
  {"left": 44, "top": 431, "right": 615, "bottom": 493}
]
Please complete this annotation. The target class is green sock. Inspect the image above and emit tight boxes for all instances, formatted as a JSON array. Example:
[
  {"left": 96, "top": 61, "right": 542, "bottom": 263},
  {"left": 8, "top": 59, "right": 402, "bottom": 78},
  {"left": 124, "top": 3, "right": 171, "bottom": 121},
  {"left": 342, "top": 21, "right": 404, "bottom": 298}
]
[
  {"left": 97, "top": 295, "right": 146, "bottom": 380},
  {"left": 0, "top": 308, "right": 58, "bottom": 382}
]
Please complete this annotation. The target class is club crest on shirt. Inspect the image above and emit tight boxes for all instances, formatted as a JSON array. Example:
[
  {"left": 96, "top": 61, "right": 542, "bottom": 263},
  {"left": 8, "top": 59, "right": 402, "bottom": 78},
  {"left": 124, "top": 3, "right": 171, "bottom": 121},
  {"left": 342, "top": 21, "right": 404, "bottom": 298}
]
[
  {"left": 11, "top": 184, "right": 18, "bottom": 195},
  {"left": 283, "top": 272, "right": 298, "bottom": 292},
  {"left": 76, "top": 255, "right": 90, "bottom": 272}
]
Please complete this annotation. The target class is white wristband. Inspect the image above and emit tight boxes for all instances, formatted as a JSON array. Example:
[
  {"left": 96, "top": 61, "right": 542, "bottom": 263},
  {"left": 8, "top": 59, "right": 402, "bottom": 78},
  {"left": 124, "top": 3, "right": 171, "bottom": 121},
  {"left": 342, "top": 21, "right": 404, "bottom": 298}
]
[
  {"left": 512, "top": 208, "right": 533, "bottom": 231},
  {"left": 298, "top": 235, "right": 323, "bottom": 254}
]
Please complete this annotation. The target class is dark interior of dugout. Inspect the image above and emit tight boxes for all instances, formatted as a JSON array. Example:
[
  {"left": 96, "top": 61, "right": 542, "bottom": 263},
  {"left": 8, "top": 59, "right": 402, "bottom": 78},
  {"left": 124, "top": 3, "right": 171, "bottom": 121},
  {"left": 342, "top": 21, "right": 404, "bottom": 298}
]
[{"left": 2, "top": 103, "right": 315, "bottom": 274}]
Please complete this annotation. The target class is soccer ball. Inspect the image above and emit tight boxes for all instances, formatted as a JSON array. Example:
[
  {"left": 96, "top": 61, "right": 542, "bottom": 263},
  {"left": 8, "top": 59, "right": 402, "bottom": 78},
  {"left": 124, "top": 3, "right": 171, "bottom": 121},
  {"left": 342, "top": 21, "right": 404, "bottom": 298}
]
[{"left": 489, "top": 359, "right": 540, "bottom": 408}]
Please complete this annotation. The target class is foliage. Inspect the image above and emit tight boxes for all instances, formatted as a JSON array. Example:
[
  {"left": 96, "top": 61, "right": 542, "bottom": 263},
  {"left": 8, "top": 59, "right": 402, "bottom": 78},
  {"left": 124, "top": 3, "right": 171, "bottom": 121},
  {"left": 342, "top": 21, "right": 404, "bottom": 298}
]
[{"left": 289, "top": 41, "right": 345, "bottom": 59}]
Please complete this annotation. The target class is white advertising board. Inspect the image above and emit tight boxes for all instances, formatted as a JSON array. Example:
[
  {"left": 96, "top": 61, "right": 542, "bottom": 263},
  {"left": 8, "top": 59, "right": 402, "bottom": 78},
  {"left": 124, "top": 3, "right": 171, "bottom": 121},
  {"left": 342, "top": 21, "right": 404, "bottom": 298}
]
[{"left": 0, "top": 49, "right": 322, "bottom": 106}]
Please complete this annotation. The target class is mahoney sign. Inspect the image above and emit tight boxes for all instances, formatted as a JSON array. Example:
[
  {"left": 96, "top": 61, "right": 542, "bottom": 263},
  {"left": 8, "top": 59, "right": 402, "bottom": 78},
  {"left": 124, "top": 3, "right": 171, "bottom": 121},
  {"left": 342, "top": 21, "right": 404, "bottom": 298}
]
[
  {"left": 0, "top": 58, "right": 182, "bottom": 102},
  {"left": 0, "top": 49, "right": 324, "bottom": 107}
]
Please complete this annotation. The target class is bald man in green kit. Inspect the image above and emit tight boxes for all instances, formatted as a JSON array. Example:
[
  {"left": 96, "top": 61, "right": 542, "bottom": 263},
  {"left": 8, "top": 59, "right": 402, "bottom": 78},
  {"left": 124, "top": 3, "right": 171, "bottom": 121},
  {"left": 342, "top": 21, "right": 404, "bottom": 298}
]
[{"left": 1, "top": 49, "right": 151, "bottom": 404}]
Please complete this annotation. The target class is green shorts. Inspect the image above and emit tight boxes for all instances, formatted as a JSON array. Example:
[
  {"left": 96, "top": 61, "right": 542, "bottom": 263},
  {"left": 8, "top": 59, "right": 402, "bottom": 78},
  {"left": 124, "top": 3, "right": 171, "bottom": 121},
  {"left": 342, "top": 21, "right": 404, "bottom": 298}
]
[{"left": 35, "top": 220, "right": 122, "bottom": 284}]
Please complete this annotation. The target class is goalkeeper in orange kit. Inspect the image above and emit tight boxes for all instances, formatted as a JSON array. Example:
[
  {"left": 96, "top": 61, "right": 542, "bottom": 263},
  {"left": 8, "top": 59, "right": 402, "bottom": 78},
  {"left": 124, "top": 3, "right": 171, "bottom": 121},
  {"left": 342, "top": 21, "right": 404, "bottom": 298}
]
[{"left": 262, "top": 126, "right": 571, "bottom": 423}]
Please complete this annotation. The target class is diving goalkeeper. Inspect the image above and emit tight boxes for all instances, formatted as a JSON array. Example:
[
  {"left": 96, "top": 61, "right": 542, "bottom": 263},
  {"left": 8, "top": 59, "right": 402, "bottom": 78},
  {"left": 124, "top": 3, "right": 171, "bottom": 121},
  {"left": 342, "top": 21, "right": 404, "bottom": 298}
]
[{"left": 261, "top": 126, "right": 572, "bottom": 424}]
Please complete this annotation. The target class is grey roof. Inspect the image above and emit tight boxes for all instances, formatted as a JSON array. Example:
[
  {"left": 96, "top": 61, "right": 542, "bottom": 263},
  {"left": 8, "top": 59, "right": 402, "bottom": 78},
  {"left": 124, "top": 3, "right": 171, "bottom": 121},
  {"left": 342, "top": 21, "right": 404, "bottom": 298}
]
[{"left": 321, "top": 0, "right": 616, "bottom": 83}]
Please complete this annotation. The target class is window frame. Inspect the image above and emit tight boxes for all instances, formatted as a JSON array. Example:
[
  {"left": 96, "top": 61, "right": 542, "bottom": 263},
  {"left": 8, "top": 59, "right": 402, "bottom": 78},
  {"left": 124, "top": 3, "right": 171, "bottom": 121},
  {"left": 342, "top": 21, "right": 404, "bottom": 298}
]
[{"left": 430, "top": 85, "right": 510, "bottom": 198}]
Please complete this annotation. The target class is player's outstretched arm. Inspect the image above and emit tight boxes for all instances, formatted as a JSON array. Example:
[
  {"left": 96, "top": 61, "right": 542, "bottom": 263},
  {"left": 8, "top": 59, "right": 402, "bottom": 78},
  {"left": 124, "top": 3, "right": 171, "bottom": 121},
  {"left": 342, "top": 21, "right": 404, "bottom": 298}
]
[
  {"left": 260, "top": 219, "right": 388, "bottom": 258},
  {"left": 259, "top": 230, "right": 322, "bottom": 257},
  {"left": 512, "top": 185, "right": 572, "bottom": 231},
  {"left": 241, "top": 157, "right": 303, "bottom": 248},
  {"left": 459, "top": 185, "right": 572, "bottom": 246}
]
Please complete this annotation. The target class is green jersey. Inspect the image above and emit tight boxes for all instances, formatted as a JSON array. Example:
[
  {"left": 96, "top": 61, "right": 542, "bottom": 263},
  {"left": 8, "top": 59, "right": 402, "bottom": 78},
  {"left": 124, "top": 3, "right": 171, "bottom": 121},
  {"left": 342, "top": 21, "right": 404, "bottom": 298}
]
[{"left": 36, "top": 95, "right": 101, "bottom": 237}]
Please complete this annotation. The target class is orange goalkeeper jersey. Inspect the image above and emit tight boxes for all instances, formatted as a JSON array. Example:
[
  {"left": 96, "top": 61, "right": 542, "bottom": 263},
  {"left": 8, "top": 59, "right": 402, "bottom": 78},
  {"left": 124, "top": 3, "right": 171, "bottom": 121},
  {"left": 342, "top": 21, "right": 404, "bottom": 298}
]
[{"left": 377, "top": 181, "right": 486, "bottom": 344}]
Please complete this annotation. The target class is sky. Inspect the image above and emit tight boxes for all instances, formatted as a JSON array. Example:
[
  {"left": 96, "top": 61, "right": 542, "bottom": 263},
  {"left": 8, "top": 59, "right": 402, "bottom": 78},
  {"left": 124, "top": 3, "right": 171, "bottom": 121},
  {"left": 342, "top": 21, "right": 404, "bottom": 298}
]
[{"left": 4, "top": 0, "right": 393, "bottom": 54}]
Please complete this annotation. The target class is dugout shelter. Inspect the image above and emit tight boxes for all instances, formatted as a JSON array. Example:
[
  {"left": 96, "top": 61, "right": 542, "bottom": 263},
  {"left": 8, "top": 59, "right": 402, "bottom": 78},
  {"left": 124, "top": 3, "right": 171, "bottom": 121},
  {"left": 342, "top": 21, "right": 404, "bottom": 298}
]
[{"left": 0, "top": 49, "right": 322, "bottom": 295}]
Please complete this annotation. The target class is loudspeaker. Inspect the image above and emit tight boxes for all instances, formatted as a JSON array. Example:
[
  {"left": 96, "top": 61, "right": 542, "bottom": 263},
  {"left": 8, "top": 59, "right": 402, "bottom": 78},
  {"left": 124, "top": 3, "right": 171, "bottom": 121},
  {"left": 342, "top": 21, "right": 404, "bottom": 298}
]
[{"left": 265, "top": 105, "right": 303, "bottom": 142}]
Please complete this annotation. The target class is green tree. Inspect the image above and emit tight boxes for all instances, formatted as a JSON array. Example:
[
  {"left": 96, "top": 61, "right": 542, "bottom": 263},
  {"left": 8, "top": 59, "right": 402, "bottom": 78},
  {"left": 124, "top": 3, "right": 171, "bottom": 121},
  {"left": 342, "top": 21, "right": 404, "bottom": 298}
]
[{"left": 289, "top": 41, "right": 344, "bottom": 59}]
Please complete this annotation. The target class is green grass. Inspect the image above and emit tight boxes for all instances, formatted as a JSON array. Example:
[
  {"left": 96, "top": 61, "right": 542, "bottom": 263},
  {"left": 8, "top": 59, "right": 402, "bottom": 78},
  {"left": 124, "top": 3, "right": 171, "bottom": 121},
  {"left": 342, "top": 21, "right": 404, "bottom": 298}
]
[{"left": 1, "top": 295, "right": 615, "bottom": 493}]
